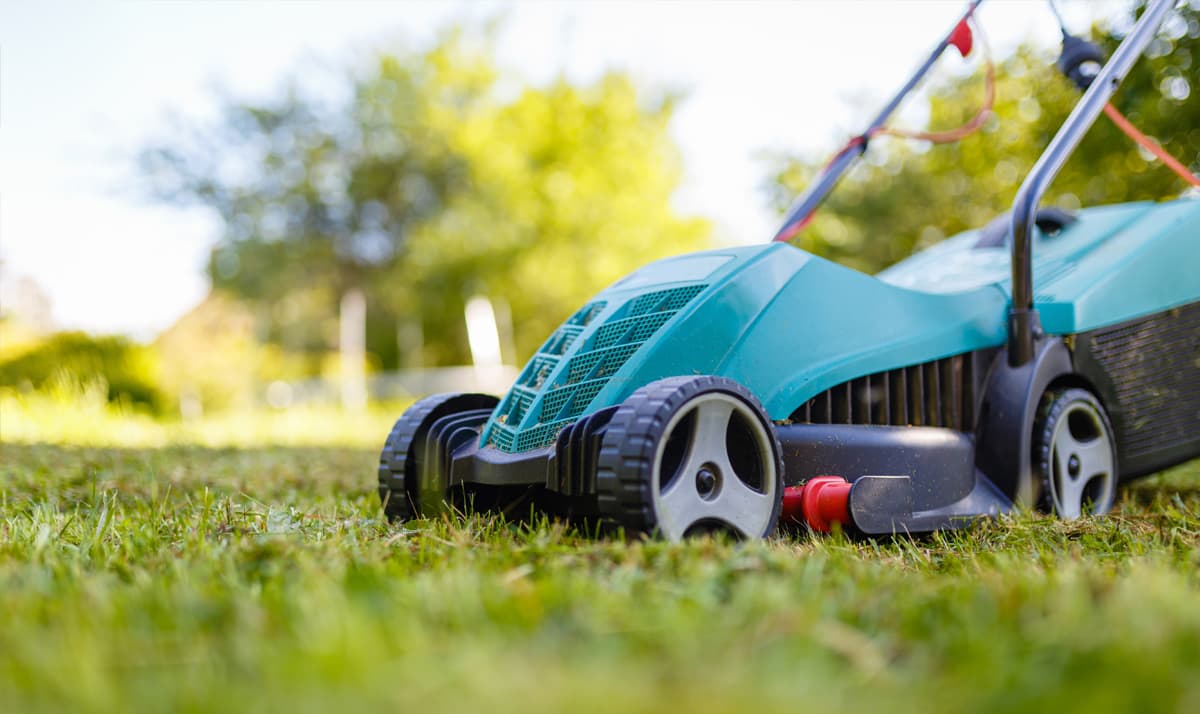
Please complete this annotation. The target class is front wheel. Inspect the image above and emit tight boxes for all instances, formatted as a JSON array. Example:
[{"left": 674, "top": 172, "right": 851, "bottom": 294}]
[{"left": 596, "top": 376, "right": 783, "bottom": 541}]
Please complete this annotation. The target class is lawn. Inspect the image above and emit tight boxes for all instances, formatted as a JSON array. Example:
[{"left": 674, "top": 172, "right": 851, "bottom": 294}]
[{"left": 1, "top": 399, "right": 1198, "bottom": 713}]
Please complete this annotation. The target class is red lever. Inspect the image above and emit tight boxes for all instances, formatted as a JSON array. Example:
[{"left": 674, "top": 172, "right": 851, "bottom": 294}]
[
  {"left": 948, "top": 19, "right": 974, "bottom": 58},
  {"left": 781, "top": 476, "right": 853, "bottom": 533}
]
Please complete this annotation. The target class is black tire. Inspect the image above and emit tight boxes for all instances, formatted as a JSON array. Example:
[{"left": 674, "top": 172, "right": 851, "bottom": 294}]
[
  {"left": 377, "top": 392, "right": 499, "bottom": 522},
  {"left": 1032, "top": 387, "right": 1118, "bottom": 518},
  {"left": 595, "top": 375, "right": 784, "bottom": 540}
]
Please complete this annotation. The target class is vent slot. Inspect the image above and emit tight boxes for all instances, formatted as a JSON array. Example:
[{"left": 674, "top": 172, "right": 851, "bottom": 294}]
[{"left": 791, "top": 352, "right": 980, "bottom": 432}]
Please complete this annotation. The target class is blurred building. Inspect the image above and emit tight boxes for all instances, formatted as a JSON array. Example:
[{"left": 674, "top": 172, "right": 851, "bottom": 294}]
[{"left": 0, "top": 266, "right": 55, "bottom": 334}]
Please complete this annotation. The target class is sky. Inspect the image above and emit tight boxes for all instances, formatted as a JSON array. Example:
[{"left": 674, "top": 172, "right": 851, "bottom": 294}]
[{"left": 0, "top": 0, "right": 1120, "bottom": 339}]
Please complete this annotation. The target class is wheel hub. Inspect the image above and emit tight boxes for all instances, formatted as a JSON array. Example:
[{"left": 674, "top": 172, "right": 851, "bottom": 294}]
[
  {"left": 1047, "top": 399, "right": 1116, "bottom": 518},
  {"left": 695, "top": 464, "right": 721, "bottom": 500},
  {"left": 651, "top": 392, "right": 778, "bottom": 540}
]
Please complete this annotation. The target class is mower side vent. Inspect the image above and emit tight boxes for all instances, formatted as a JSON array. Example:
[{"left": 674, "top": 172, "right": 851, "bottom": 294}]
[
  {"left": 493, "top": 300, "right": 607, "bottom": 432},
  {"left": 1084, "top": 301, "right": 1200, "bottom": 461},
  {"left": 791, "top": 352, "right": 980, "bottom": 432},
  {"left": 483, "top": 284, "right": 707, "bottom": 453}
]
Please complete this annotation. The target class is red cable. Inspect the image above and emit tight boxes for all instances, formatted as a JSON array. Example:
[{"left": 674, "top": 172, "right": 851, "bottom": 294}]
[
  {"left": 775, "top": 19, "right": 995, "bottom": 243},
  {"left": 775, "top": 135, "right": 868, "bottom": 243},
  {"left": 874, "top": 20, "right": 996, "bottom": 145},
  {"left": 1103, "top": 102, "right": 1200, "bottom": 188},
  {"left": 778, "top": 21, "right": 1198, "bottom": 245}
]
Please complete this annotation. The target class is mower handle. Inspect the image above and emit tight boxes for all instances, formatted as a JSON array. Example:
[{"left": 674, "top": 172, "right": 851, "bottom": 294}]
[
  {"left": 772, "top": 0, "right": 984, "bottom": 242},
  {"left": 1007, "top": 0, "right": 1175, "bottom": 366}
]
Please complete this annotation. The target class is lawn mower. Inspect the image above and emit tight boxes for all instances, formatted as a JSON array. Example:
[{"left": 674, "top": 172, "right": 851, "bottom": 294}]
[{"left": 377, "top": 0, "right": 1200, "bottom": 540}]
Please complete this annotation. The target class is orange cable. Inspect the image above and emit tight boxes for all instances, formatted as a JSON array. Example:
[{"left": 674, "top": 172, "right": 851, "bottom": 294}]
[{"left": 1102, "top": 102, "right": 1200, "bottom": 187}]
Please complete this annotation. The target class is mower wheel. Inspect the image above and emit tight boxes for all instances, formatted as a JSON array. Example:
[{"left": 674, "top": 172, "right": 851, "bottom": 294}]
[
  {"left": 596, "top": 376, "right": 783, "bottom": 541},
  {"left": 378, "top": 392, "right": 499, "bottom": 522},
  {"left": 1032, "top": 388, "right": 1118, "bottom": 518}
]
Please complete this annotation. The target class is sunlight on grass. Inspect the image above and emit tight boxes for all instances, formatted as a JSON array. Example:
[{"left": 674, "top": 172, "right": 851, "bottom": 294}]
[{"left": 0, "top": 384, "right": 407, "bottom": 449}]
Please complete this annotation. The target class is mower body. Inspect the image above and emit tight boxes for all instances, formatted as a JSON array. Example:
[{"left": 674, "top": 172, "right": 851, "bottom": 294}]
[
  {"left": 378, "top": 0, "right": 1196, "bottom": 537},
  {"left": 487, "top": 199, "right": 1198, "bottom": 441},
  {"left": 378, "top": 196, "right": 1198, "bottom": 535}
]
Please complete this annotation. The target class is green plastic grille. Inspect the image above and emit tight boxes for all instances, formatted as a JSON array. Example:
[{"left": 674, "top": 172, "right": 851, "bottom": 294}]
[
  {"left": 626, "top": 285, "right": 705, "bottom": 314},
  {"left": 563, "top": 343, "right": 642, "bottom": 383},
  {"left": 482, "top": 284, "right": 706, "bottom": 453},
  {"left": 591, "top": 312, "right": 675, "bottom": 349}
]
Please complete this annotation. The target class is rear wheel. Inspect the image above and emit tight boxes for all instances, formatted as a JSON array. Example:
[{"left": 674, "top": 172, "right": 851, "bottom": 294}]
[
  {"left": 1033, "top": 388, "right": 1118, "bottom": 518},
  {"left": 596, "top": 376, "right": 783, "bottom": 541},
  {"left": 378, "top": 392, "right": 499, "bottom": 522}
]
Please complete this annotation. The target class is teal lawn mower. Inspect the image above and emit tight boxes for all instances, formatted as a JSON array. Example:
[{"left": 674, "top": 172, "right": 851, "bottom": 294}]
[{"left": 377, "top": 0, "right": 1200, "bottom": 540}]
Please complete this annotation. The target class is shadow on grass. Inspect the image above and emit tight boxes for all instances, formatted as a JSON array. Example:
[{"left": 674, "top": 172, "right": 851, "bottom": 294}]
[{"left": 1120, "top": 459, "right": 1200, "bottom": 507}]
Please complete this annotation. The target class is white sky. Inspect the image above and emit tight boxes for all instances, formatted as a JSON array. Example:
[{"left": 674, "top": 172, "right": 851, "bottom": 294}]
[{"left": 0, "top": 0, "right": 1119, "bottom": 339}]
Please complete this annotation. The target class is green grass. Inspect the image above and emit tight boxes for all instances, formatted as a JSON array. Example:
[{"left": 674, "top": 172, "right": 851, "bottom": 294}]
[
  {"left": 2, "top": 419, "right": 1199, "bottom": 713},
  {"left": 0, "top": 384, "right": 403, "bottom": 448}
]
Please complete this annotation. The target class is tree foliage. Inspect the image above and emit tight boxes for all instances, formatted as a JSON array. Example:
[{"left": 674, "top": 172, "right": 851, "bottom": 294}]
[
  {"left": 766, "top": 3, "right": 1200, "bottom": 274},
  {"left": 140, "top": 30, "right": 708, "bottom": 368}
]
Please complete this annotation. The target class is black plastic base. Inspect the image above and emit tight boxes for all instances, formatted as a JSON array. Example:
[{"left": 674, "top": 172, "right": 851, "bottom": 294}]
[
  {"left": 777, "top": 423, "right": 1013, "bottom": 534},
  {"left": 414, "top": 407, "right": 1015, "bottom": 536},
  {"left": 417, "top": 406, "right": 617, "bottom": 523},
  {"left": 848, "top": 471, "right": 1011, "bottom": 534}
]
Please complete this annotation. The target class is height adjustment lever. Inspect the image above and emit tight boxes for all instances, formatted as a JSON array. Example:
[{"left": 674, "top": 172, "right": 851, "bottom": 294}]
[{"left": 1057, "top": 34, "right": 1107, "bottom": 91}]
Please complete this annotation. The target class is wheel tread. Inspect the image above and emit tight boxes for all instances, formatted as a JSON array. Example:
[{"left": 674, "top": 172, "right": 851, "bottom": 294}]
[{"left": 377, "top": 393, "right": 498, "bottom": 522}]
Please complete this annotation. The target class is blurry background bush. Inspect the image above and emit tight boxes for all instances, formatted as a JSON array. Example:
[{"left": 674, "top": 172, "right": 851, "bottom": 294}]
[{"left": 0, "top": 331, "right": 165, "bottom": 413}]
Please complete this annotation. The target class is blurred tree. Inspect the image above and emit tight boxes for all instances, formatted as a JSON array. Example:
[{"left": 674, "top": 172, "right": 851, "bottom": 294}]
[
  {"left": 140, "top": 29, "right": 708, "bottom": 378},
  {"left": 765, "top": 3, "right": 1200, "bottom": 274},
  {"left": 393, "top": 73, "right": 710, "bottom": 360}
]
